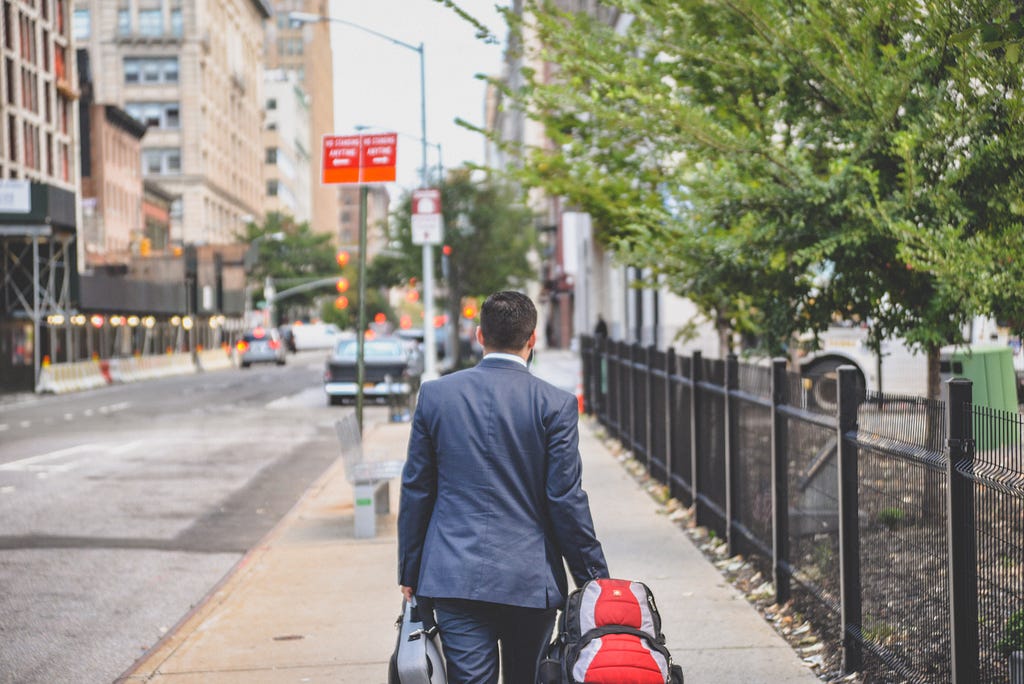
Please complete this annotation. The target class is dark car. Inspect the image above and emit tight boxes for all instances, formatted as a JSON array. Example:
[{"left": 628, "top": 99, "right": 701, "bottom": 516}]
[
  {"left": 236, "top": 328, "right": 287, "bottom": 368},
  {"left": 323, "top": 336, "right": 423, "bottom": 408}
]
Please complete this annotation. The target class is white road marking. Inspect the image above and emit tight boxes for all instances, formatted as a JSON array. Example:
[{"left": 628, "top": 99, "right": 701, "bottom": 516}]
[
  {"left": 18, "top": 420, "right": 30, "bottom": 428},
  {"left": 0, "top": 440, "right": 142, "bottom": 473},
  {"left": 0, "top": 424, "right": 8, "bottom": 432},
  {"left": 0, "top": 444, "right": 100, "bottom": 471},
  {"left": 1, "top": 485, "right": 15, "bottom": 494}
]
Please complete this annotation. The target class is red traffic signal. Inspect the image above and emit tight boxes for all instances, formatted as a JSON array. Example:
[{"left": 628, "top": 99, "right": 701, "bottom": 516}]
[
  {"left": 336, "top": 250, "right": 350, "bottom": 268},
  {"left": 335, "top": 277, "right": 349, "bottom": 293}
]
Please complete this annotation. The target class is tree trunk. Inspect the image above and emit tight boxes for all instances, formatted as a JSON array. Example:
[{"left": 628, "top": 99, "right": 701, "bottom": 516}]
[
  {"left": 922, "top": 345, "right": 943, "bottom": 517},
  {"left": 716, "top": 312, "right": 732, "bottom": 358}
]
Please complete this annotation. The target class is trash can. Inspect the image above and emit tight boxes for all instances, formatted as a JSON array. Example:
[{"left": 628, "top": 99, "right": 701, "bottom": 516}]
[{"left": 941, "top": 345, "right": 1020, "bottom": 449}]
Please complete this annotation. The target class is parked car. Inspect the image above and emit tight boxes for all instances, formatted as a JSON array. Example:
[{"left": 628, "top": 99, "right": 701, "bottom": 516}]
[
  {"left": 324, "top": 336, "right": 423, "bottom": 408},
  {"left": 291, "top": 322, "right": 342, "bottom": 351},
  {"left": 236, "top": 328, "right": 287, "bottom": 368}
]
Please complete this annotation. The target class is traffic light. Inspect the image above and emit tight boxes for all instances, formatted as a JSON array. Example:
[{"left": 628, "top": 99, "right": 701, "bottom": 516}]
[
  {"left": 374, "top": 312, "right": 387, "bottom": 325},
  {"left": 461, "top": 297, "right": 478, "bottom": 320},
  {"left": 442, "top": 244, "right": 452, "bottom": 256},
  {"left": 335, "top": 277, "right": 349, "bottom": 293},
  {"left": 336, "top": 250, "right": 350, "bottom": 268},
  {"left": 334, "top": 295, "right": 349, "bottom": 310}
]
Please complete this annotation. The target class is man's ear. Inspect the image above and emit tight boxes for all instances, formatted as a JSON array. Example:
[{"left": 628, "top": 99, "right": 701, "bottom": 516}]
[
  {"left": 476, "top": 326, "right": 485, "bottom": 347},
  {"left": 528, "top": 330, "right": 537, "bottom": 349}
]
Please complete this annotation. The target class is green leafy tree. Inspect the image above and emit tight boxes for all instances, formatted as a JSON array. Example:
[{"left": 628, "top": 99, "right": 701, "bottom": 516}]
[
  {"left": 368, "top": 168, "right": 536, "bottom": 368},
  {"left": 450, "top": 0, "right": 1024, "bottom": 400},
  {"left": 240, "top": 212, "right": 341, "bottom": 323}
]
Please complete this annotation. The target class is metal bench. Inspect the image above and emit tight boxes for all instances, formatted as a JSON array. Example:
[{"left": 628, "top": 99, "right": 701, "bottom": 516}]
[{"left": 335, "top": 413, "right": 405, "bottom": 538}]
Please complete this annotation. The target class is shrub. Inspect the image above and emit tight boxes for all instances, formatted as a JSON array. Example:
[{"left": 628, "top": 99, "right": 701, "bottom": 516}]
[{"left": 997, "top": 610, "right": 1024, "bottom": 656}]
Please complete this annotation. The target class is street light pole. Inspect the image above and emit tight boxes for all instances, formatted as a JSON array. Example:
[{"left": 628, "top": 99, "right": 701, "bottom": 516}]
[
  {"left": 415, "top": 46, "right": 440, "bottom": 380},
  {"left": 289, "top": 11, "right": 438, "bottom": 380}
]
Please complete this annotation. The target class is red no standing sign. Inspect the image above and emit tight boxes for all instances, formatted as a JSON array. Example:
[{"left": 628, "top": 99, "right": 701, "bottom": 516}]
[{"left": 322, "top": 133, "right": 397, "bottom": 184}]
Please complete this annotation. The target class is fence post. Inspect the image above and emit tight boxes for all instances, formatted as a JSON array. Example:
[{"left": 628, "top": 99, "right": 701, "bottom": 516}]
[
  {"left": 651, "top": 345, "right": 661, "bottom": 471},
  {"left": 581, "top": 336, "right": 592, "bottom": 416},
  {"left": 629, "top": 343, "right": 639, "bottom": 459},
  {"left": 725, "top": 354, "right": 739, "bottom": 556},
  {"left": 691, "top": 350, "right": 703, "bottom": 525},
  {"left": 770, "top": 358, "right": 791, "bottom": 605},
  {"left": 837, "top": 366, "right": 862, "bottom": 673},
  {"left": 946, "top": 378, "right": 978, "bottom": 684},
  {"left": 666, "top": 347, "right": 677, "bottom": 495},
  {"left": 613, "top": 341, "right": 623, "bottom": 441}
]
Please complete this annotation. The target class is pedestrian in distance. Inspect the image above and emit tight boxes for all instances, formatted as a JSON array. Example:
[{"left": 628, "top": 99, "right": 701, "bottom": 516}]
[
  {"left": 593, "top": 314, "right": 608, "bottom": 338},
  {"left": 398, "top": 290, "right": 609, "bottom": 684}
]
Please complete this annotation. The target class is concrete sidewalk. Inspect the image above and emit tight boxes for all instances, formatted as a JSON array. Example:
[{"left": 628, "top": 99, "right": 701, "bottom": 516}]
[{"left": 120, "top": 412, "right": 821, "bottom": 683}]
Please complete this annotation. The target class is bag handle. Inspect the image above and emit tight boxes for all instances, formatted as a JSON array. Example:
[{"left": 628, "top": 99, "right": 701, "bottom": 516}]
[{"left": 409, "top": 595, "right": 440, "bottom": 637}]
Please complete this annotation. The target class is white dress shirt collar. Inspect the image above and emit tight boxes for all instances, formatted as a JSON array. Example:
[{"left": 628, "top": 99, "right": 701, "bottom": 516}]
[{"left": 484, "top": 352, "right": 527, "bottom": 367}]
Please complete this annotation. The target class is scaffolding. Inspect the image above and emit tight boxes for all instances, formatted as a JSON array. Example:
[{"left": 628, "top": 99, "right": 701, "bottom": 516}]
[{"left": 1, "top": 226, "right": 75, "bottom": 392}]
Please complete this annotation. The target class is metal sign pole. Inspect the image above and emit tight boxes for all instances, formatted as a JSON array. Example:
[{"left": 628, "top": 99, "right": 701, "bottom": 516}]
[{"left": 356, "top": 184, "right": 369, "bottom": 432}]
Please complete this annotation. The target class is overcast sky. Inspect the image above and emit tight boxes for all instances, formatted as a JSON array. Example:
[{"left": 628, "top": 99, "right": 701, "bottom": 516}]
[{"left": 328, "top": 0, "right": 509, "bottom": 193}]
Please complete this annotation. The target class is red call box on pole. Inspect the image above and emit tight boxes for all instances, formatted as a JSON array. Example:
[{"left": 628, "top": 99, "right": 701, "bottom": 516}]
[{"left": 322, "top": 133, "right": 397, "bottom": 184}]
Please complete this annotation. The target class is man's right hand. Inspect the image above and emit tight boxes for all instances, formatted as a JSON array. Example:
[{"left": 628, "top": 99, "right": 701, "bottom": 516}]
[{"left": 400, "top": 585, "right": 414, "bottom": 602}]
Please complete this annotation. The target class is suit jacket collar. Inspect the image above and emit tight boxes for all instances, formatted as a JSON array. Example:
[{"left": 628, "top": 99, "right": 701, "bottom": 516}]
[{"left": 478, "top": 356, "right": 530, "bottom": 373}]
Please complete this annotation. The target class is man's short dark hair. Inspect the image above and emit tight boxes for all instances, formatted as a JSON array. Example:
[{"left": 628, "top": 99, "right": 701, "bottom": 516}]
[{"left": 480, "top": 291, "right": 537, "bottom": 351}]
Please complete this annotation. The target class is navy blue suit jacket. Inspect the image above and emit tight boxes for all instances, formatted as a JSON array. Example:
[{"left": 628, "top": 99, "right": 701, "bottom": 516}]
[{"left": 398, "top": 356, "right": 608, "bottom": 609}]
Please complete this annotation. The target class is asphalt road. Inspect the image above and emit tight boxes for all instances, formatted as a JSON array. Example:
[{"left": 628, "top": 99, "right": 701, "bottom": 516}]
[{"left": 0, "top": 350, "right": 374, "bottom": 684}]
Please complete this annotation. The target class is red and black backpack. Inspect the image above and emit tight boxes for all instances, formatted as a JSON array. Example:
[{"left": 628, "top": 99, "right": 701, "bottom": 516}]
[{"left": 538, "top": 578, "right": 684, "bottom": 684}]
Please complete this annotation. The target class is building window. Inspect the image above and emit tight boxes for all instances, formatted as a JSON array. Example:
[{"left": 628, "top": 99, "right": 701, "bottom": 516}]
[
  {"left": 265, "top": 147, "right": 276, "bottom": 164},
  {"left": 142, "top": 148, "right": 181, "bottom": 175},
  {"left": 266, "top": 98, "right": 276, "bottom": 110},
  {"left": 170, "top": 198, "right": 183, "bottom": 218},
  {"left": 266, "top": 180, "right": 278, "bottom": 196},
  {"left": 126, "top": 102, "right": 180, "bottom": 129},
  {"left": 125, "top": 57, "right": 178, "bottom": 84},
  {"left": 138, "top": 9, "right": 162, "bottom": 36},
  {"left": 73, "top": 9, "right": 90, "bottom": 39},
  {"left": 117, "top": 9, "right": 130, "bottom": 36},
  {"left": 170, "top": 8, "right": 182, "bottom": 36}
]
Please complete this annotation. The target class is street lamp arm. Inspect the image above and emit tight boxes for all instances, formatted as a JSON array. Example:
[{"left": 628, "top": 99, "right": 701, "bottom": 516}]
[
  {"left": 288, "top": 11, "right": 423, "bottom": 55},
  {"left": 267, "top": 276, "right": 346, "bottom": 303}
]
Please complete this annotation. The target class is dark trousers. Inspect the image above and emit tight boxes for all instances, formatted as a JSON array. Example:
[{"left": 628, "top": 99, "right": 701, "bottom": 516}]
[{"left": 432, "top": 598, "right": 557, "bottom": 684}]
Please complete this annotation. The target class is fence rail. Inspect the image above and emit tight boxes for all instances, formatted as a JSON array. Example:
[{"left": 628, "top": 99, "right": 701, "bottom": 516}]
[{"left": 581, "top": 336, "right": 1024, "bottom": 684}]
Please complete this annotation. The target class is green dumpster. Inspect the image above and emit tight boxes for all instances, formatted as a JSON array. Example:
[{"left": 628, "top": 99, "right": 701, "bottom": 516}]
[{"left": 943, "top": 345, "right": 1019, "bottom": 449}]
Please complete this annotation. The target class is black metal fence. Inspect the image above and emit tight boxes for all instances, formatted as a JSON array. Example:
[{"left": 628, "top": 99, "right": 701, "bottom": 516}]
[{"left": 580, "top": 336, "right": 1024, "bottom": 684}]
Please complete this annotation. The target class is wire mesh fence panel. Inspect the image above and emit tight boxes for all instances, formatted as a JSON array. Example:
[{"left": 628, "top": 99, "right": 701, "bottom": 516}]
[
  {"left": 669, "top": 356, "right": 693, "bottom": 505},
  {"left": 630, "top": 346, "right": 649, "bottom": 466},
  {"left": 971, "top": 406, "right": 1024, "bottom": 683},
  {"left": 734, "top": 394, "right": 773, "bottom": 557},
  {"left": 606, "top": 342, "right": 624, "bottom": 441},
  {"left": 696, "top": 358, "right": 727, "bottom": 537},
  {"left": 649, "top": 348, "right": 669, "bottom": 484},
  {"left": 786, "top": 412, "right": 841, "bottom": 614},
  {"left": 857, "top": 445, "right": 951, "bottom": 683},
  {"left": 738, "top": 360, "right": 772, "bottom": 398}
]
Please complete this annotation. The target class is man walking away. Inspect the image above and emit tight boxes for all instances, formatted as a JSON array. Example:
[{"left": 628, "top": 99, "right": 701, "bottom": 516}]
[{"left": 398, "top": 290, "right": 608, "bottom": 683}]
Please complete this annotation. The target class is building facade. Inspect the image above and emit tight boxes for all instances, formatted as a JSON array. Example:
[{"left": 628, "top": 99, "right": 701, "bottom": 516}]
[
  {"left": 0, "top": 0, "right": 80, "bottom": 391},
  {"left": 74, "top": 0, "right": 269, "bottom": 246},
  {"left": 78, "top": 48, "right": 148, "bottom": 269},
  {"left": 262, "top": 68, "right": 311, "bottom": 222},
  {"left": 265, "top": 0, "right": 337, "bottom": 239}
]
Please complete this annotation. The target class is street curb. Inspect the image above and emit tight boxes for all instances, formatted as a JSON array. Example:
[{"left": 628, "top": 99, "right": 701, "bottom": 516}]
[{"left": 113, "top": 414, "right": 363, "bottom": 683}]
